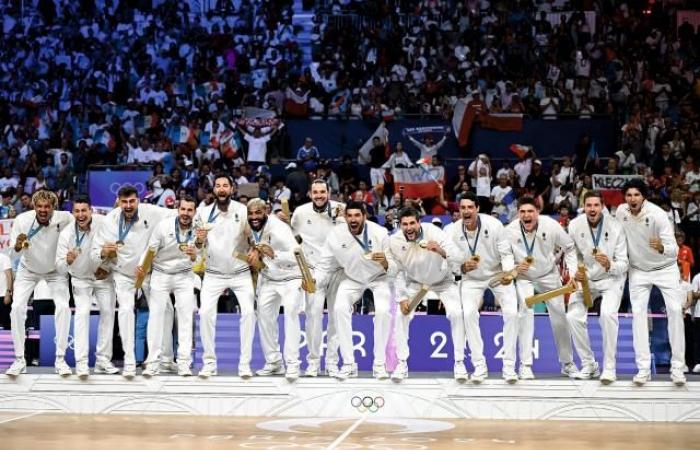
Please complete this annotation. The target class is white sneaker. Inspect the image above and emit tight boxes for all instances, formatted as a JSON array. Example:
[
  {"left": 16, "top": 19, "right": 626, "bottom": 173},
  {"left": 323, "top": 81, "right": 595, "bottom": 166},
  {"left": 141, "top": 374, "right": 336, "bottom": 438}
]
[
  {"left": 453, "top": 361, "right": 469, "bottom": 382},
  {"left": 561, "top": 362, "right": 578, "bottom": 377},
  {"left": 55, "top": 359, "right": 72, "bottom": 377},
  {"left": 198, "top": 363, "right": 218, "bottom": 378},
  {"left": 76, "top": 362, "right": 90, "bottom": 379},
  {"left": 335, "top": 363, "right": 358, "bottom": 380},
  {"left": 373, "top": 364, "right": 389, "bottom": 380},
  {"left": 142, "top": 365, "right": 159, "bottom": 378},
  {"left": 573, "top": 362, "right": 600, "bottom": 380},
  {"left": 304, "top": 361, "right": 319, "bottom": 377},
  {"left": 633, "top": 370, "right": 651, "bottom": 386},
  {"left": 5, "top": 359, "right": 27, "bottom": 377},
  {"left": 178, "top": 364, "right": 192, "bottom": 377},
  {"left": 159, "top": 362, "right": 178, "bottom": 374},
  {"left": 94, "top": 361, "right": 120, "bottom": 375},
  {"left": 325, "top": 365, "right": 340, "bottom": 378},
  {"left": 519, "top": 365, "right": 535, "bottom": 380},
  {"left": 285, "top": 364, "right": 300, "bottom": 382},
  {"left": 502, "top": 366, "right": 518, "bottom": 384},
  {"left": 391, "top": 360, "right": 408, "bottom": 382},
  {"left": 599, "top": 369, "right": 616, "bottom": 385},
  {"left": 256, "top": 362, "right": 285, "bottom": 376},
  {"left": 122, "top": 364, "right": 136, "bottom": 380},
  {"left": 238, "top": 365, "right": 253, "bottom": 379},
  {"left": 692, "top": 364, "right": 700, "bottom": 373},
  {"left": 471, "top": 363, "right": 488, "bottom": 384},
  {"left": 671, "top": 367, "right": 687, "bottom": 386}
]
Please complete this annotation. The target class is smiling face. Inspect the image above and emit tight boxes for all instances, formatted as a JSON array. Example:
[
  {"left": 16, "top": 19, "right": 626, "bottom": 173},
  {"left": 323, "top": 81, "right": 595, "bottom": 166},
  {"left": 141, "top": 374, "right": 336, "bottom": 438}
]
[
  {"left": 518, "top": 203, "right": 539, "bottom": 232},
  {"left": 34, "top": 199, "right": 54, "bottom": 224},
  {"left": 584, "top": 195, "right": 603, "bottom": 225},
  {"left": 72, "top": 201, "right": 92, "bottom": 229},
  {"left": 400, "top": 215, "right": 421, "bottom": 241},
  {"left": 247, "top": 203, "right": 267, "bottom": 231},
  {"left": 345, "top": 208, "right": 366, "bottom": 235},
  {"left": 118, "top": 193, "right": 139, "bottom": 220},
  {"left": 460, "top": 198, "right": 479, "bottom": 229},
  {"left": 178, "top": 200, "right": 196, "bottom": 227},
  {"left": 310, "top": 181, "right": 329, "bottom": 209},
  {"left": 214, "top": 176, "right": 233, "bottom": 205},
  {"left": 625, "top": 187, "right": 644, "bottom": 214}
]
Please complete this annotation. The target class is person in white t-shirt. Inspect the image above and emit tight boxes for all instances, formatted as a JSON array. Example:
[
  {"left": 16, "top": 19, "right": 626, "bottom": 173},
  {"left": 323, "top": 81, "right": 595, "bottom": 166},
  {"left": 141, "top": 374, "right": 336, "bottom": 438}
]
[
  {"left": 238, "top": 124, "right": 280, "bottom": 165},
  {"left": 490, "top": 174, "right": 515, "bottom": 222},
  {"left": 469, "top": 154, "right": 493, "bottom": 213},
  {"left": 0, "top": 252, "right": 13, "bottom": 330}
]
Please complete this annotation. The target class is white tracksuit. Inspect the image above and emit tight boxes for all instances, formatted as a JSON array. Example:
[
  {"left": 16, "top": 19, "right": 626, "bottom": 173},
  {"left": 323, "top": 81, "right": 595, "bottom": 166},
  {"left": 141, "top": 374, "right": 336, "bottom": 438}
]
[
  {"left": 616, "top": 200, "right": 685, "bottom": 371},
  {"left": 9, "top": 210, "right": 73, "bottom": 361},
  {"left": 317, "top": 221, "right": 395, "bottom": 367},
  {"left": 389, "top": 223, "right": 466, "bottom": 364},
  {"left": 290, "top": 201, "right": 344, "bottom": 367},
  {"left": 255, "top": 216, "right": 303, "bottom": 368},
  {"left": 90, "top": 204, "right": 176, "bottom": 368},
  {"left": 445, "top": 215, "right": 517, "bottom": 370},
  {"left": 504, "top": 216, "right": 576, "bottom": 367},
  {"left": 195, "top": 200, "right": 255, "bottom": 370},
  {"left": 55, "top": 215, "right": 116, "bottom": 367},
  {"left": 142, "top": 217, "right": 198, "bottom": 370},
  {"left": 567, "top": 214, "right": 628, "bottom": 371}
]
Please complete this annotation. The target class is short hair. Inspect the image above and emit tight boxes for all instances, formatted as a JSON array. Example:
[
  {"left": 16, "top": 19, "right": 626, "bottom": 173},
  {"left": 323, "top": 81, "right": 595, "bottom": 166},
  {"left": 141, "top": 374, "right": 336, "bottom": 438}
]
[
  {"left": 117, "top": 185, "right": 139, "bottom": 198},
  {"left": 310, "top": 178, "right": 329, "bottom": 190},
  {"left": 179, "top": 194, "right": 196, "bottom": 206},
  {"left": 517, "top": 196, "right": 537, "bottom": 209},
  {"left": 622, "top": 178, "right": 648, "bottom": 198},
  {"left": 398, "top": 207, "right": 421, "bottom": 222},
  {"left": 458, "top": 192, "right": 479, "bottom": 207},
  {"left": 213, "top": 173, "right": 234, "bottom": 186},
  {"left": 73, "top": 194, "right": 91, "bottom": 206},
  {"left": 31, "top": 189, "right": 58, "bottom": 208},
  {"left": 582, "top": 190, "right": 604, "bottom": 203},
  {"left": 345, "top": 200, "right": 366, "bottom": 215},
  {"left": 246, "top": 197, "right": 266, "bottom": 210}
]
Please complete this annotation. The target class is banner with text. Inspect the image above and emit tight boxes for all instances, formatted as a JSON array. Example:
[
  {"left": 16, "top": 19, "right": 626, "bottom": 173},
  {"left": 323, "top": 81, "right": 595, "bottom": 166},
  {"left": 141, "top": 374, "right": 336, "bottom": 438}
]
[
  {"left": 592, "top": 174, "right": 643, "bottom": 206},
  {"left": 392, "top": 166, "right": 445, "bottom": 198}
]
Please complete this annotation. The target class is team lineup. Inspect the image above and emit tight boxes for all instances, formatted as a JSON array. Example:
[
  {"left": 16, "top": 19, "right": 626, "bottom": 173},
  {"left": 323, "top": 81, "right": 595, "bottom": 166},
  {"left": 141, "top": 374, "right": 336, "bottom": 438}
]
[{"left": 2, "top": 175, "right": 689, "bottom": 386}]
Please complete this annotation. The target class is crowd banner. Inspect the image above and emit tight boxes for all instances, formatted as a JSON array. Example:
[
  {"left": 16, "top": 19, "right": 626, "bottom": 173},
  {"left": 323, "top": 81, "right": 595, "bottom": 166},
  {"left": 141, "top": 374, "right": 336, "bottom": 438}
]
[
  {"left": 592, "top": 174, "right": 643, "bottom": 206},
  {"left": 88, "top": 169, "right": 153, "bottom": 208},
  {"left": 392, "top": 166, "right": 445, "bottom": 198},
  {"left": 0, "top": 219, "right": 12, "bottom": 253}
]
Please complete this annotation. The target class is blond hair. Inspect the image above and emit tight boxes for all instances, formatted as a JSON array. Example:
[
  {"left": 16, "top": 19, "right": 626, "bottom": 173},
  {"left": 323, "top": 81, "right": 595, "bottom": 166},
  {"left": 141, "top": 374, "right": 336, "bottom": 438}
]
[
  {"left": 246, "top": 198, "right": 267, "bottom": 210},
  {"left": 31, "top": 189, "right": 58, "bottom": 208}
]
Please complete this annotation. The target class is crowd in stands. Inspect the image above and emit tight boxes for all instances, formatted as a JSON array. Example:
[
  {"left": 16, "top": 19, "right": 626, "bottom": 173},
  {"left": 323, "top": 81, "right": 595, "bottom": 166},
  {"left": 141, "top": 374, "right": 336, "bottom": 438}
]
[{"left": 0, "top": 0, "right": 699, "bottom": 274}]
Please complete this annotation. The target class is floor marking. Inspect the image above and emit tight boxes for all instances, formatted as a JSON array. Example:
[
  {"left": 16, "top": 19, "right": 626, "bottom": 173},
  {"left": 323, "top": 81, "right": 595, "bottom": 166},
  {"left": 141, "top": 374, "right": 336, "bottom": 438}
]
[
  {"left": 0, "top": 411, "right": 43, "bottom": 425},
  {"left": 326, "top": 413, "right": 368, "bottom": 449}
]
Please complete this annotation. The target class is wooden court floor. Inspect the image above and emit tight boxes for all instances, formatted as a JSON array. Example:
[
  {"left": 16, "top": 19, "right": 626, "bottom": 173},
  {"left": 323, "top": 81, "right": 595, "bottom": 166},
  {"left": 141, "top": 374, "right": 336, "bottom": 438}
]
[{"left": 1, "top": 412, "right": 699, "bottom": 449}]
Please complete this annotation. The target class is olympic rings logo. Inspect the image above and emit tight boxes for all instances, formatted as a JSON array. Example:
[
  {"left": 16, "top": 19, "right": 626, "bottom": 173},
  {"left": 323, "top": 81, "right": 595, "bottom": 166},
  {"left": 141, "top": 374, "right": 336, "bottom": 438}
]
[
  {"left": 109, "top": 182, "right": 147, "bottom": 195},
  {"left": 350, "top": 395, "right": 385, "bottom": 413}
]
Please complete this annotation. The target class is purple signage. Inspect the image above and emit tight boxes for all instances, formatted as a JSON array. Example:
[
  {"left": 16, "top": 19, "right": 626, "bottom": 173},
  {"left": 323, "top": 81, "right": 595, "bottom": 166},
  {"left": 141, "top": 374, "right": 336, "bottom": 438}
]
[{"left": 88, "top": 170, "right": 152, "bottom": 208}]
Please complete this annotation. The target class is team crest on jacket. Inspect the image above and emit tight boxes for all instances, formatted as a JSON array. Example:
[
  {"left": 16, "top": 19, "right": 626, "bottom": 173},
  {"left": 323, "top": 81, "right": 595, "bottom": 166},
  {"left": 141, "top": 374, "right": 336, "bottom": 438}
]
[
  {"left": 645, "top": 217, "right": 649, "bottom": 226},
  {"left": 341, "top": 243, "right": 347, "bottom": 248},
  {"left": 307, "top": 219, "right": 312, "bottom": 224},
  {"left": 234, "top": 214, "right": 240, "bottom": 222},
  {"left": 541, "top": 232, "right": 546, "bottom": 241},
  {"left": 484, "top": 230, "right": 489, "bottom": 238}
]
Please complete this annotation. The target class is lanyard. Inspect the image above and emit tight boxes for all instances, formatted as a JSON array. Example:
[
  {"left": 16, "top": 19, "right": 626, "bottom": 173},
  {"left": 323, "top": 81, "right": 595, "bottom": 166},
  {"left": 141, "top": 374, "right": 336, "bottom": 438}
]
[
  {"left": 74, "top": 222, "right": 88, "bottom": 248},
  {"left": 352, "top": 224, "right": 370, "bottom": 252},
  {"left": 174, "top": 217, "right": 193, "bottom": 245},
  {"left": 519, "top": 222, "right": 537, "bottom": 257},
  {"left": 207, "top": 205, "right": 220, "bottom": 223},
  {"left": 28, "top": 218, "right": 45, "bottom": 241},
  {"left": 588, "top": 216, "right": 604, "bottom": 250},
  {"left": 251, "top": 222, "right": 266, "bottom": 244},
  {"left": 118, "top": 211, "right": 138, "bottom": 242},
  {"left": 462, "top": 217, "right": 481, "bottom": 256}
]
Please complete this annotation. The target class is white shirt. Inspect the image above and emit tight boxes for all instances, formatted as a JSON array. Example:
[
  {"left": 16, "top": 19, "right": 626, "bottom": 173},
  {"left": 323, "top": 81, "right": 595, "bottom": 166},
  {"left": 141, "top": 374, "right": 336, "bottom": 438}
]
[
  {"left": 388, "top": 223, "right": 462, "bottom": 290},
  {"left": 146, "top": 216, "right": 197, "bottom": 274},
  {"left": 194, "top": 200, "right": 250, "bottom": 276},
  {"left": 568, "top": 214, "right": 628, "bottom": 281},
  {"left": 91, "top": 204, "right": 175, "bottom": 279},
  {"left": 56, "top": 214, "right": 106, "bottom": 280},
  {"left": 445, "top": 214, "right": 514, "bottom": 281},
  {"left": 504, "top": 215, "right": 577, "bottom": 280},
  {"left": 253, "top": 215, "right": 301, "bottom": 282},
  {"left": 290, "top": 201, "right": 345, "bottom": 268},
  {"left": 0, "top": 253, "right": 11, "bottom": 294},
  {"left": 11, "top": 210, "right": 74, "bottom": 274},
  {"left": 616, "top": 200, "right": 678, "bottom": 272},
  {"left": 244, "top": 134, "right": 271, "bottom": 163},
  {"left": 318, "top": 220, "right": 393, "bottom": 285}
]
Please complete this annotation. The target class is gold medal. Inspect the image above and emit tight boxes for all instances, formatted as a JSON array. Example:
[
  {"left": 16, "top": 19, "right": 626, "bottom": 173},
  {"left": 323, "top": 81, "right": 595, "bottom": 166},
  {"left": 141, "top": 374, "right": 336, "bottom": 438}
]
[
  {"left": 115, "top": 240, "right": 124, "bottom": 249},
  {"left": 21, "top": 240, "right": 30, "bottom": 249},
  {"left": 418, "top": 240, "right": 429, "bottom": 249},
  {"left": 525, "top": 255, "right": 535, "bottom": 264},
  {"left": 363, "top": 252, "right": 374, "bottom": 260},
  {"left": 74, "top": 247, "right": 82, "bottom": 254},
  {"left": 471, "top": 254, "right": 480, "bottom": 263},
  {"left": 178, "top": 243, "right": 189, "bottom": 252},
  {"left": 592, "top": 248, "right": 599, "bottom": 255}
]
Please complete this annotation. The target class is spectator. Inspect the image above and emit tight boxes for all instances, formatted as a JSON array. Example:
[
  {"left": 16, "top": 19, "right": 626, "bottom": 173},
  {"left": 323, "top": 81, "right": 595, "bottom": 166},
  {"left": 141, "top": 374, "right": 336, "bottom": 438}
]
[
  {"left": 238, "top": 124, "right": 280, "bottom": 168},
  {"left": 296, "top": 137, "right": 320, "bottom": 172}
]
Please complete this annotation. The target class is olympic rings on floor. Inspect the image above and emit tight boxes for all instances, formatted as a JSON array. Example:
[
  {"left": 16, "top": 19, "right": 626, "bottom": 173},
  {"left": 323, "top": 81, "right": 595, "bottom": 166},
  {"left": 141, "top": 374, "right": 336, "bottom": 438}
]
[{"left": 350, "top": 395, "right": 386, "bottom": 413}]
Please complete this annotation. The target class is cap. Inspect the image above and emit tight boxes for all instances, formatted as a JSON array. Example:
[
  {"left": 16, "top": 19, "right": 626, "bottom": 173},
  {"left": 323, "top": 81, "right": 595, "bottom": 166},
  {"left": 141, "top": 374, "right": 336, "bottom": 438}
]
[
  {"left": 285, "top": 162, "right": 297, "bottom": 170},
  {"left": 431, "top": 217, "right": 443, "bottom": 225},
  {"left": 534, "top": 159, "right": 542, "bottom": 165}
]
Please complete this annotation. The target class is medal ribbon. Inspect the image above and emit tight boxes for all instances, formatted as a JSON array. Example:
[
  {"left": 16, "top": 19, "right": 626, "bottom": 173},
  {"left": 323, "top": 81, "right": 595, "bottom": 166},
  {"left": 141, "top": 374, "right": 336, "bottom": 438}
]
[
  {"left": 174, "top": 216, "right": 193, "bottom": 245},
  {"left": 462, "top": 217, "right": 481, "bottom": 257},
  {"left": 74, "top": 222, "right": 88, "bottom": 248},
  {"left": 352, "top": 224, "right": 370, "bottom": 252},
  {"left": 118, "top": 211, "right": 138, "bottom": 242},
  {"left": 251, "top": 221, "right": 266, "bottom": 244},
  {"left": 588, "top": 215, "right": 604, "bottom": 250},
  {"left": 27, "top": 218, "right": 45, "bottom": 241},
  {"left": 207, "top": 205, "right": 219, "bottom": 223},
  {"left": 519, "top": 222, "right": 537, "bottom": 258}
]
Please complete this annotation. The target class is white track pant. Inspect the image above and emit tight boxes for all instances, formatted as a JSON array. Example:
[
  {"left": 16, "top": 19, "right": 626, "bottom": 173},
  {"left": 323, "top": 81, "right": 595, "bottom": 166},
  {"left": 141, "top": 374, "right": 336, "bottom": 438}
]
[
  {"left": 199, "top": 272, "right": 255, "bottom": 369},
  {"left": 629, "top": 266, "right": 686, "bottom": 370},
  {"left": 305, "top": 269, "right": 342, "bottom": 367},
  {"left": 461, "top": 278, "right": 518, "bottom": 369},
  {"left": 145, "top": 271, "right": 196, "bottom": 368},
  {"left": 113, "top": 272, "right": 149, "bottom": 367},
  {"left": 11, "top": 269, "right": 70, "bottom": 360},
  {"left": 257, "top": 278, "right": 303, "bottom": 367},
  {"left": 72, "top": 277, "right": 116, "bottom": 366},
  {"left": 160, "top": 300, "right": 175, "bottom": 365},
  {"left": 516, "top": 269, "right": 574, "bottom": 366},
  {"left": 566, "top": 277, "right": 624, "bottom": 371},
  {"left": 335, "top": 277, "right": 391, "bottom": 366},
  {"left": 395, "top": 280, "right": 465, "bottom": 363}
]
